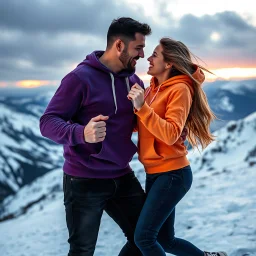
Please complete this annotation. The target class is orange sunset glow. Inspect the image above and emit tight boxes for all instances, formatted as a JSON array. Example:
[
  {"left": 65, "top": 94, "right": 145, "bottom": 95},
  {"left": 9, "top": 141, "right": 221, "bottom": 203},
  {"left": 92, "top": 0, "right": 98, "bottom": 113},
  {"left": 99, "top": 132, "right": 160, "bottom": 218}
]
[
  {"left": 1, "top": 68, "right": 256, "bottom": 89},
  {"left": 0, "top": 82, "right": 8, "bottom": 88},
  {"left": 15, "top": 80, "right": 58, "bottom": 88},
  {"left": 205, "top": 68, "right": 256, "bottom": 81}
]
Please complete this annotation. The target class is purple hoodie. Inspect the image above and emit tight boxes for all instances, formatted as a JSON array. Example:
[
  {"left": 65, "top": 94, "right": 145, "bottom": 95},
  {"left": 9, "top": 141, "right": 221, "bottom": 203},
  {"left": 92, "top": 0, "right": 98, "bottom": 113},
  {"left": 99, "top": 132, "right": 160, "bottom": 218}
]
[{"left": 40, "top": 51, "right": 144, "bottom": 178}]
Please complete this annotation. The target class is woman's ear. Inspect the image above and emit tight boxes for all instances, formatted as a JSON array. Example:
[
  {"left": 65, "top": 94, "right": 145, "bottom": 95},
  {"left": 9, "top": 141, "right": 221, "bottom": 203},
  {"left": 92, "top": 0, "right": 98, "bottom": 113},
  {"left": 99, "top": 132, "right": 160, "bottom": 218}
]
[{"left": 165, "top": 63, "right": 172, "bottom": 70}]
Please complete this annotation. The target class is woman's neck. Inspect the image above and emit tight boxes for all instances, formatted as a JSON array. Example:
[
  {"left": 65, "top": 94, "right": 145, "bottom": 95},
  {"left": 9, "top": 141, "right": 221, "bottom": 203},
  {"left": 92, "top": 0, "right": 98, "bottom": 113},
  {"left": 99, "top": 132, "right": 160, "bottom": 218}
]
[{"left": 155, "top": 72, "right": 170, "bottom": 86}]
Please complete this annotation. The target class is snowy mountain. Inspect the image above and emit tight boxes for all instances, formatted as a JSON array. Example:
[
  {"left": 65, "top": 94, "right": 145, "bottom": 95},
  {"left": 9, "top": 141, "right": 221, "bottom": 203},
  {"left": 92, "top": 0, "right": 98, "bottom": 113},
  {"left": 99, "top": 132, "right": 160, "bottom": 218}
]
[
  {"left": 0, "top": 112, "right": 255, "bottom": 256},
  {"left": 0, "top": 78, "right": 255, "bottom": 201},
  {"left": 0, "top": 91, "right": 63, "bottom": 200},
  {"left": 188, "top": 112, "right": 256, "bottom": 172},
  {"left": 203, "top": 79, "right": 256, "bottom": 131}
]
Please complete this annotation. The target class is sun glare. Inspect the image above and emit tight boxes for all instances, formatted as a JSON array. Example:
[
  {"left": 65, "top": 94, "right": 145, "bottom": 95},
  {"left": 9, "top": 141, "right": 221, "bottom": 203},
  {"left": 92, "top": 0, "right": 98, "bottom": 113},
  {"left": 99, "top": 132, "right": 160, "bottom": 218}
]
[
  {"left": 210, "top": 32, "right": 221, "bottom": 42},
  {"left": 205, "top": 68, "right": 256, "bottom": 81}
]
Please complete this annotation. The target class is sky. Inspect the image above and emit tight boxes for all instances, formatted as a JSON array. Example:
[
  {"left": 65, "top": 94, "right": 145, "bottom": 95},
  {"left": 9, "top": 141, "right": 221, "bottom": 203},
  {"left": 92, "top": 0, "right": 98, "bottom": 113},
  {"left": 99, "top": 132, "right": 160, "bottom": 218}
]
[{"left": 0, "top": 0, "right": 256, "bottom": 88}]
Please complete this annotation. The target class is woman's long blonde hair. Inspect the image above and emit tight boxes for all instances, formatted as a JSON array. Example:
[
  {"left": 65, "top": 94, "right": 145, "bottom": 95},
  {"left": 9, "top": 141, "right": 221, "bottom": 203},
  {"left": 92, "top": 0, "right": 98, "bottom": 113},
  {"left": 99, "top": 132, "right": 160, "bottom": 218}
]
[{"left": 160, "top": 37, "right": 216, "bottom": 149}]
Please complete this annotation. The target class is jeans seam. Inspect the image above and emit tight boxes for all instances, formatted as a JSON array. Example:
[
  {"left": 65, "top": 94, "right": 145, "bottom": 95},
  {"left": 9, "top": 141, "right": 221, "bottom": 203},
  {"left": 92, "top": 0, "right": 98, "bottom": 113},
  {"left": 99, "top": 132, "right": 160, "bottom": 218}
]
[{"left": 69, "top": 178, "right": 75, "bottom": 239}]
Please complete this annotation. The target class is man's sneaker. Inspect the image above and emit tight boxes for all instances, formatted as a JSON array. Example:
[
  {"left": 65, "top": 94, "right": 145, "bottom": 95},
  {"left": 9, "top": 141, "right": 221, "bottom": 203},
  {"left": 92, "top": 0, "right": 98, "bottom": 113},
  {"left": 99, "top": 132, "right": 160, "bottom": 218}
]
[{"left": 204, "top": 252, "right": 228, "bottom": 256}]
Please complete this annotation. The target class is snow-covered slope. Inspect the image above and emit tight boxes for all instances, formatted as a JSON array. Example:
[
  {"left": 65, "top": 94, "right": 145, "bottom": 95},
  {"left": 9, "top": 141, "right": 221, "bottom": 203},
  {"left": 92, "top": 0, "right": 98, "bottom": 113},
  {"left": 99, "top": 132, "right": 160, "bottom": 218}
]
[
  {"left": 0, "top": 112, "right": 255, "bottom": 256},
  {"left": 0, "top": 79, "right": 255, "bottom": 201},
  {"left": 0, "top": 92, "right": 63, "bottom": 200},
  {"left": 188, "top": 112, "right": 256, "bottom": 172}
]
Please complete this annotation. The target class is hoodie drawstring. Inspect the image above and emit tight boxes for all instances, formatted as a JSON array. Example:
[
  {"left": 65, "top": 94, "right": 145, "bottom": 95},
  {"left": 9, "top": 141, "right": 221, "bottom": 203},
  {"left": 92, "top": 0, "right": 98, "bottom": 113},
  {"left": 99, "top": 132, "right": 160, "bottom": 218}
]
[
  {"left": 144, "top": 84, "right": 162, "bottom": 106},
  {"left": 109, "top": 74, "right": 131, "bottom": 114},
  {"left": 109, "top": 73, "right": 118, "bottom": 114},
  {"left": 125, "top": 77, "right": 130, "bottom": 94}
]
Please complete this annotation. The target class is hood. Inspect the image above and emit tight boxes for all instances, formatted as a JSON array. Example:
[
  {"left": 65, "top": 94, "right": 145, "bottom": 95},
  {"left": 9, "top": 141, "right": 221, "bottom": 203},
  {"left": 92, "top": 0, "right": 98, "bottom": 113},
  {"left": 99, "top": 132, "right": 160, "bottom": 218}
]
[
  {"left": 77, "top": 51, "right": 134, "bottom": 114},
  {"left": 77, "top": 50, "right": 135, "bottom": 78},
  {"left": 145, "top": 65, "right": 205, "bottom": 105},
  {"left": 150, "top": 65, "right": 205, "bottom": 91}
]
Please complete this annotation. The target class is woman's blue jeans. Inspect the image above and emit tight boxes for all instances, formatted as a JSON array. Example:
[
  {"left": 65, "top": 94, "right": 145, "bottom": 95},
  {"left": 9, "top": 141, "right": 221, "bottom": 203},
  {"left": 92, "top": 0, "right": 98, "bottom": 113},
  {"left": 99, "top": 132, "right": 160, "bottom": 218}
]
[{"left": 134, "top": 165, "right": 204, "bottom": 256}]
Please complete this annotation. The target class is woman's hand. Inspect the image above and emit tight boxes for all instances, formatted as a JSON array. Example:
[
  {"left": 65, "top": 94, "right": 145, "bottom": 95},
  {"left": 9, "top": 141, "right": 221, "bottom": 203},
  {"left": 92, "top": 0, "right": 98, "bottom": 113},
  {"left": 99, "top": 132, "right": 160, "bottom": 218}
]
[{"left": 127, "top": 83, "right": 145, "bottom": 111}]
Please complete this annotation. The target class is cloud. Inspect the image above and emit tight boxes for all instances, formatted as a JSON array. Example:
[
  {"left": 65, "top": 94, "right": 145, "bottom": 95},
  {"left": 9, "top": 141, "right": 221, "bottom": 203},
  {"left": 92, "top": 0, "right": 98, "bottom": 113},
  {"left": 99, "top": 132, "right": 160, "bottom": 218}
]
[
  {"left": 142, "top": 10, "right": 256, "bottom": 69},
  {"left": 0, "top": 30, "right": 104, "bottom": 80},
  {"left": 0, "top": 0, "right": 147, "bottom": 80},
  {"left": 0, "top": 0, "right": 256, "bottom": 81},
  {"left": 0, "top": 0, "right": 144, "bottom": 35}
]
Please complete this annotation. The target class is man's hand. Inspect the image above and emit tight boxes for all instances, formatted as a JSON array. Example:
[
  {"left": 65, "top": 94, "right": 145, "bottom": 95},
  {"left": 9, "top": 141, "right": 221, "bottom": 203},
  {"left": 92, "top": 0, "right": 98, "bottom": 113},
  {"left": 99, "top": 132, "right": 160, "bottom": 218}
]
[
  {"left": 181, "top": 127, "right": 188, "bottom": 142},
  {"left": 83, "top": 115, "right": 109, "bottom": 143},
  {"left": 127, "top": 83, "right": 145, "bottom": 111}
]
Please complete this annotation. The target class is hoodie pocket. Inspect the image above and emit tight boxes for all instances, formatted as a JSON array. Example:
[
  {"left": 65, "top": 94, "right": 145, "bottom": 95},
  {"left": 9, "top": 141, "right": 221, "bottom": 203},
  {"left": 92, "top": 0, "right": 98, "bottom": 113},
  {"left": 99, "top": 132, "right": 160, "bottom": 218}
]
[
  {"left": 87, "top": 136, "right": 137, "bottom": 170},
  {"left": 138, "top": 137, "right": 163, "bottom": 166},
  {"left": 154, "top": 138, "right": 185, "bottom": 159}
]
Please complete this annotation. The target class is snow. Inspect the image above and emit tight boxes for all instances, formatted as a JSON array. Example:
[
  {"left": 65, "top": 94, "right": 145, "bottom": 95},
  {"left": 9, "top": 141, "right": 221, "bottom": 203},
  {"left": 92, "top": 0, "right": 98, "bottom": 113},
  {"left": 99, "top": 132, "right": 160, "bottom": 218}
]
[
  {"left": 6, "top": 157, "right": 20, "bottom": 171},
  {"left": 0, "top": 163, "right": 255, "bottom": 255},
  {"left": 0, "top": 113, "right": 255, "bottom": 256},
  {"left": 26, "top": 104, "right": 45, "bottom": 116},
  {"left": 0, "top": 98, "right": 64, "bottom": 193},
  {"left": 0, "top": 131, "right": 18, "bottom": 147},
  {"left": 188, "top": 112, "right": 256, "bottom": 173},
  {"left": 221, "top": 80, "right": 256, "bottom": 95},
  {"left": 218, "top": 96, "right": 234, "bottom": 112},
  {"left": 0, "top": 104, "right": 39, "bottom": 134},
  {"left": 10, "top": 98, "right": 32, "bottom": 104}
]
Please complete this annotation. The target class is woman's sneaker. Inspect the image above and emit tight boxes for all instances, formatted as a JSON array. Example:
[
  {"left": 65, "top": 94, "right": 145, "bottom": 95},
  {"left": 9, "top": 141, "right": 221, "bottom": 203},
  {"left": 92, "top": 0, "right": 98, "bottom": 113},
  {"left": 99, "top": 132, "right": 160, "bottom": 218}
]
[{"left": 204, "top": 252, "right": 228, "bottom": 256}]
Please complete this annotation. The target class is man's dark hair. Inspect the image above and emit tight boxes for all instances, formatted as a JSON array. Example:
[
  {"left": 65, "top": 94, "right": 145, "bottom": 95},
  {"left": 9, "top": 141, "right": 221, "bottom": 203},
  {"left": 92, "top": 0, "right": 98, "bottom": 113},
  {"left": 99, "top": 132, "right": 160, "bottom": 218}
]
[{"left": 107, "top": 17, "right": 151, "bottom": 48}]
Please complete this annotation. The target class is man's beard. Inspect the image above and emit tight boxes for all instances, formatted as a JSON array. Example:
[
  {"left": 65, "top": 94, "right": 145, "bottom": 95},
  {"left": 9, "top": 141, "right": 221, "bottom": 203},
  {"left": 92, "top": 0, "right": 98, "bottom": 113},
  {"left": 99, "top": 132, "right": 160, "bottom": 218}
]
[{"left": 119, "top": 48, "right": 138, "bottom": 72}]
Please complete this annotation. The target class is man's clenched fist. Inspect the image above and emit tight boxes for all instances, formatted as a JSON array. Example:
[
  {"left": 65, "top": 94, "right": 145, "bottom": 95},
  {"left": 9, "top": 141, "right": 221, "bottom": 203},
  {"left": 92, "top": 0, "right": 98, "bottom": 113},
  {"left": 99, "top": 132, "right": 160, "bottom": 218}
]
[{"left": 83, "top": 115, "right": 109, "bottom": 143}]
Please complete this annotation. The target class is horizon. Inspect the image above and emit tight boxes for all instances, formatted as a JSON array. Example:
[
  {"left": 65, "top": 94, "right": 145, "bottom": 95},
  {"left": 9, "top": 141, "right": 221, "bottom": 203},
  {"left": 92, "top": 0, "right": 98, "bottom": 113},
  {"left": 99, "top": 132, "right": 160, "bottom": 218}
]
[
  {"left": 0, "top": 76, "right": 256, "bottom": 91},
  {"left": 0, "top": 77, "right": 255, "bottom": 98}
]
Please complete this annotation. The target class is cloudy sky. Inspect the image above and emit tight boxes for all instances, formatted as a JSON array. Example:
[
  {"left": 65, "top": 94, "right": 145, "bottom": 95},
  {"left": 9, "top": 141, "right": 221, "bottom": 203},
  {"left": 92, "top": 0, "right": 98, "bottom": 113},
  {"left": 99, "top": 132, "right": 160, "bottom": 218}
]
[{"left": 1, "top": 0, "right": 256, "bottom": 88}]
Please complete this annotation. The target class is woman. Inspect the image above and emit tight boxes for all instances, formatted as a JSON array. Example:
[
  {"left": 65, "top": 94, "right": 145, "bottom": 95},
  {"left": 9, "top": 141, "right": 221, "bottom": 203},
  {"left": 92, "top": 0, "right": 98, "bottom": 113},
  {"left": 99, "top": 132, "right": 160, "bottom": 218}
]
[{"left": 127, "top": 38, "right": 227, "bottom": 256}]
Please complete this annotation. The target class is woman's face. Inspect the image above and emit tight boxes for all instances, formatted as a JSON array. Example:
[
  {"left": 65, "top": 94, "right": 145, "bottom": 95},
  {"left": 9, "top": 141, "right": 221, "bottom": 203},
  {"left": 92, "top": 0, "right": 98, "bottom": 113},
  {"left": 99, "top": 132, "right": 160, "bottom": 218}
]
[{"left": 147, "top": 44, "right": 169, "bottom": 76}]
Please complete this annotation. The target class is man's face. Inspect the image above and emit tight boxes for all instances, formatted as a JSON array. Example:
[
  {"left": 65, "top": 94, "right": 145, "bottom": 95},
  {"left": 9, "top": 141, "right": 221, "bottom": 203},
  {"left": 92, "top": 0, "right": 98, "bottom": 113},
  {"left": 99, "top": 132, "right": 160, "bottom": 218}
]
[{"left": 119, "top": 33, "right": 145, "bottom": 72}]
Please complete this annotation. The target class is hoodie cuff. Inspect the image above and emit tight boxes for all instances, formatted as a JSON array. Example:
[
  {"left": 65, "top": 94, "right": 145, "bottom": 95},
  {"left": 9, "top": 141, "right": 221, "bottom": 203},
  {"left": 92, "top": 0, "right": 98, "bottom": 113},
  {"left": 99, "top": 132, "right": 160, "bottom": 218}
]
[
  {"left": 74, "top": 124, "right": 86, "bottom": 145},
  {"left": 134, "top": 102, "right": 152, "bottom": 120}
]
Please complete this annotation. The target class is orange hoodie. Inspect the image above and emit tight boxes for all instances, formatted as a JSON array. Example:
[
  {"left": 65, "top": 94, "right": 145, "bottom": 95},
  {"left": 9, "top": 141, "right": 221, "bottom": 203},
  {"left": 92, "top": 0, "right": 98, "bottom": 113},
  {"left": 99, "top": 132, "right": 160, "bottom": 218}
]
[{"left": 135, "top": 67, "right": 205, "bottom": 174}]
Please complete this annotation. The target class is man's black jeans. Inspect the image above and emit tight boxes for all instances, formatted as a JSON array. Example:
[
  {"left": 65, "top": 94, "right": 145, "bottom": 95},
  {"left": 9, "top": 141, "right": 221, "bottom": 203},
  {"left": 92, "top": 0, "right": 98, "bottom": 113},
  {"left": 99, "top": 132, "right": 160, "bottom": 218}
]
[{"left": 63, "top": 171, "right": 145, "bottom": 256}]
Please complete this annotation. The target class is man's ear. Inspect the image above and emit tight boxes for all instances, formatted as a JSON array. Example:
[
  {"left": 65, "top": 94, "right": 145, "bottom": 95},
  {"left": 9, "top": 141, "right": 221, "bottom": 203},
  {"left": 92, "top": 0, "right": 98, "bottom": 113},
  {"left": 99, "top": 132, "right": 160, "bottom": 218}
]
[{"left": 116, "top": 39, "right": 125, "bottom": 53}]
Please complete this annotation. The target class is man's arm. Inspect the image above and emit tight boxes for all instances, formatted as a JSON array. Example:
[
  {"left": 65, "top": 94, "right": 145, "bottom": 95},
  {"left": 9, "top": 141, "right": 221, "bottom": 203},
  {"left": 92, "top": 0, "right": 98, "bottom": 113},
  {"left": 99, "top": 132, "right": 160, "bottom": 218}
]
[
  {"left": 39, "top": 73, "right": 86, "bottom": 146},
  {"left": 132, "top": 77, "right": 145, "bottom": 133}
]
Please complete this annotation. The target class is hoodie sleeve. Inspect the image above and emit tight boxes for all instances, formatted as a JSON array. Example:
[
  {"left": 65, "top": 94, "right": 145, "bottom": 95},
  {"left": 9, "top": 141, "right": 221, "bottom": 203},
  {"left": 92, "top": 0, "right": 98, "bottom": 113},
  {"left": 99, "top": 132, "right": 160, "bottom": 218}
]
[
  {"left": 39, "top": 73, "right": 86, "bottom": 146},
  {"left": 133, "top": 77, "right": 145, "bottom": 132},
  {"left": 133, "top": 119, "right": 138, "bottom": 133},
  {"left": 135, "top": 84, "right": 192, "bottom": 145},
  {"left": 138, "top": 77, "right": 145, "bottom": 90}
]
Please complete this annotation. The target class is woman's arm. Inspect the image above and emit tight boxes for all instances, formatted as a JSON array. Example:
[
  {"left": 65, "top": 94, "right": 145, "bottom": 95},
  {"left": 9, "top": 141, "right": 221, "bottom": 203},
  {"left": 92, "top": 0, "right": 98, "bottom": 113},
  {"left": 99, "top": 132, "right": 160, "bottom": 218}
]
[{"left": 135, "top": 85, "right": 192, "bottom": 145}]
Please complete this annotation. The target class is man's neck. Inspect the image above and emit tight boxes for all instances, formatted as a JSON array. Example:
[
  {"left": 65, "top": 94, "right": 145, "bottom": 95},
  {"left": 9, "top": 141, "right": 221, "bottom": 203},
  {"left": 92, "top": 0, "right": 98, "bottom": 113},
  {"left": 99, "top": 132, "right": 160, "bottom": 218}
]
[{"left": 99, "top": 51, "right": 123, "bottom": 73}]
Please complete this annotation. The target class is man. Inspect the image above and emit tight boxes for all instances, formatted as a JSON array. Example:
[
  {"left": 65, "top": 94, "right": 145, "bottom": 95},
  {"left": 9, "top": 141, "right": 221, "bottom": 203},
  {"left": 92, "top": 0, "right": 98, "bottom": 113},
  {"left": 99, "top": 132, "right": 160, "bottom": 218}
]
[{"left": 40, "top": 17, "right": 151, "bottom": 256}]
